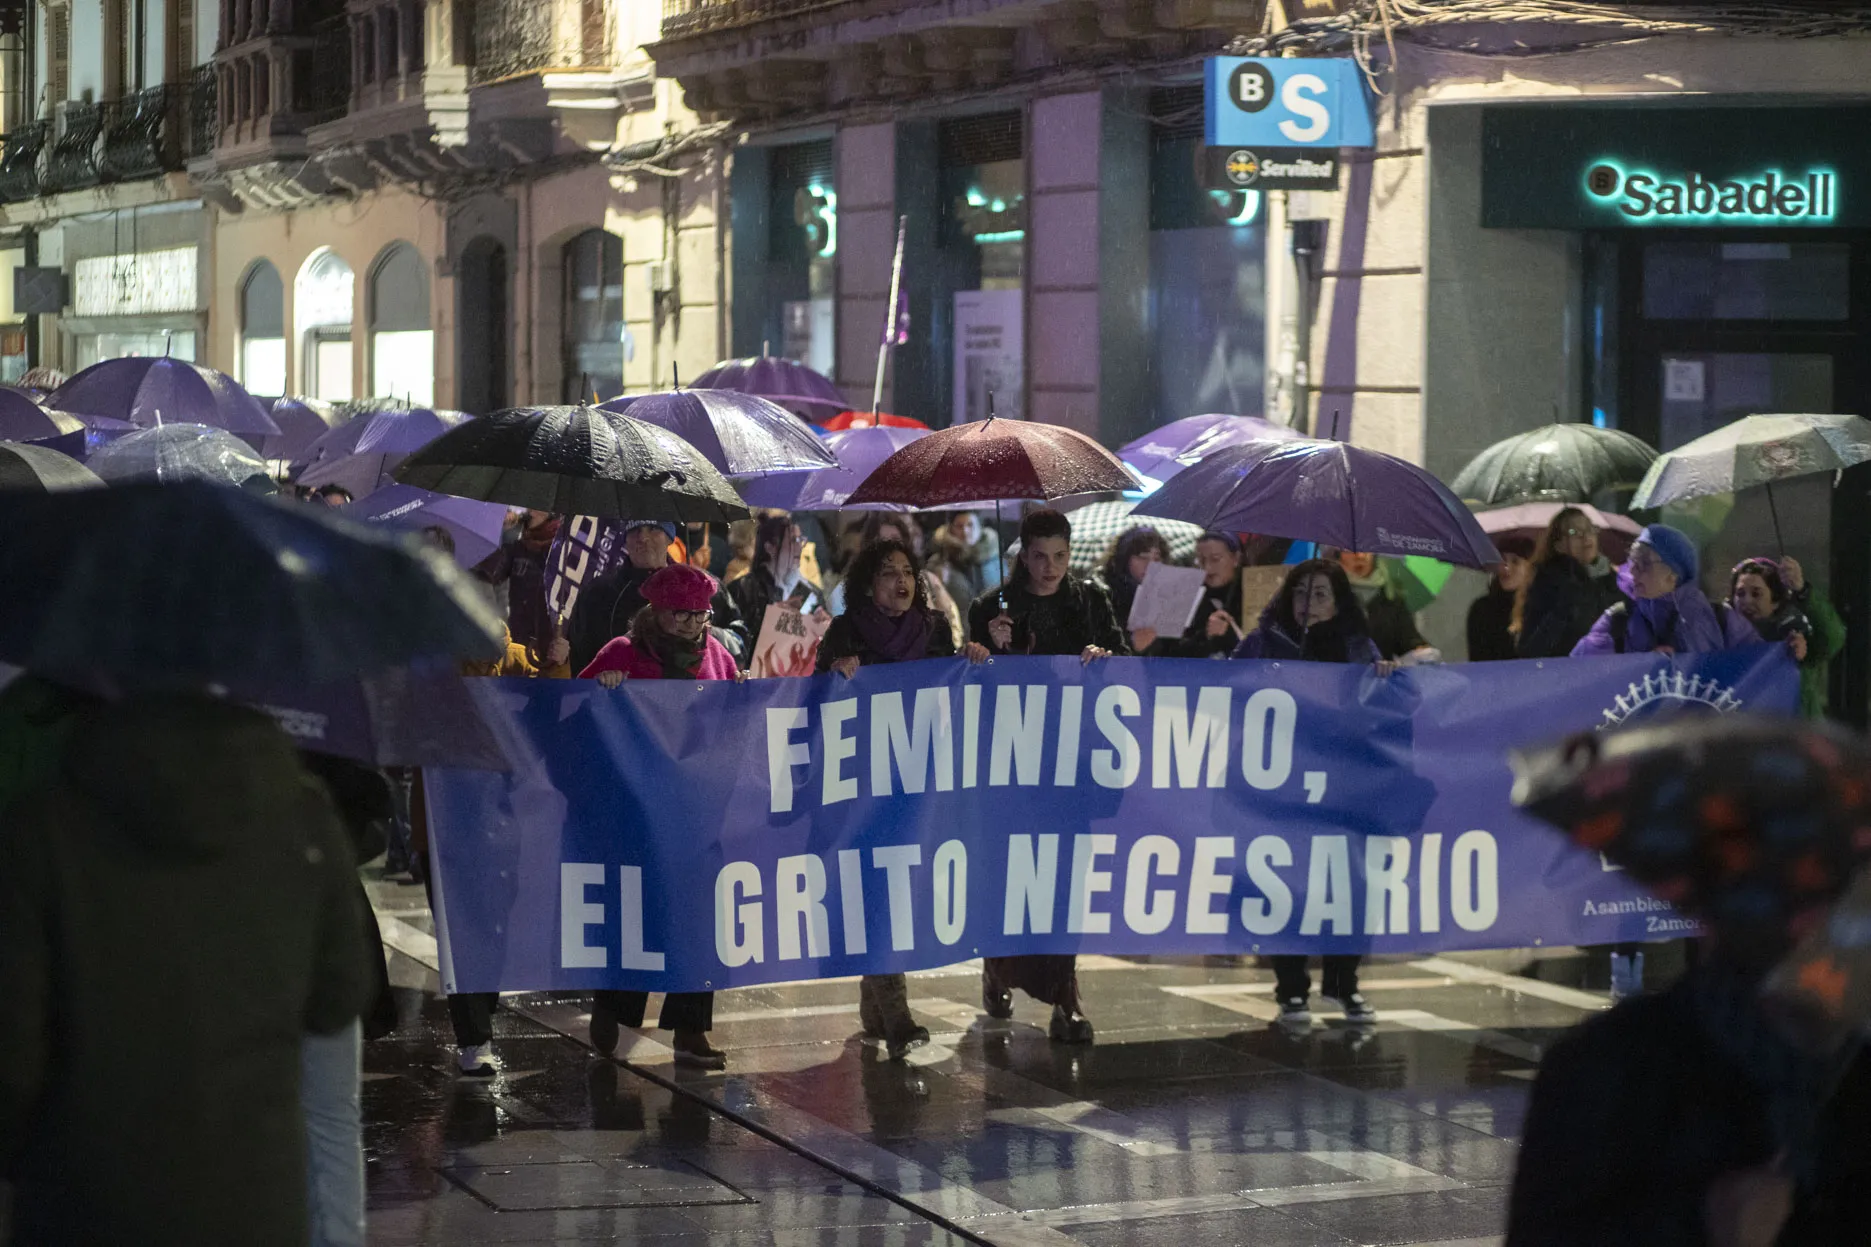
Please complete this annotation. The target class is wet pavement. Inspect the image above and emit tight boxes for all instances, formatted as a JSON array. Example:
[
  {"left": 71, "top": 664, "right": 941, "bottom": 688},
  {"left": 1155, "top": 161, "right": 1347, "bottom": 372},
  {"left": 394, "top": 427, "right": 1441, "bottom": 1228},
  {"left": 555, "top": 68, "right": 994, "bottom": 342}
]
[{"left": 366, "top": 870, "right": 1633, "bottom": 1246}]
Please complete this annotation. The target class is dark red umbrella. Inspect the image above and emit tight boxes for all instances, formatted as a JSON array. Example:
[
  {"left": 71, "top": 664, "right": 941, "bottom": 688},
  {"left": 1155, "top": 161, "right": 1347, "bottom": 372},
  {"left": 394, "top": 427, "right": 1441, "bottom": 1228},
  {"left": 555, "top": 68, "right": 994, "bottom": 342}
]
[
  {"left": 820, "top": 409, "right": 930, "bottom": 432},
  {"left": 845, "top": 416, "right": 1139, "bottom": 509}
]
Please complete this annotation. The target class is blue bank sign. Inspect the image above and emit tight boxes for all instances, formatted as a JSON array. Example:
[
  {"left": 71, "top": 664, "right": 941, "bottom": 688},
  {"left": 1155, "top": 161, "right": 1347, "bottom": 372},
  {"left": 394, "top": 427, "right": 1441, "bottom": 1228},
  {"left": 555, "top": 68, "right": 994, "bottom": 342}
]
[
  {"left": 1204, "top": 57, "right": 1375, "bottom": 150},
  {"left": 1483, "top": 104, "right": 1867, "bottom": 230}
]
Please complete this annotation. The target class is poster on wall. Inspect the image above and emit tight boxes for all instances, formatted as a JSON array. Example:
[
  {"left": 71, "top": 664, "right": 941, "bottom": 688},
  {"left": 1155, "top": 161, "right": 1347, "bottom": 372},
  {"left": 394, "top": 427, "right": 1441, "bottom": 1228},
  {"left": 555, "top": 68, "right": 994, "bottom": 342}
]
[{"left": 953, "top": 289, "right": 1023, "bottom": 424}]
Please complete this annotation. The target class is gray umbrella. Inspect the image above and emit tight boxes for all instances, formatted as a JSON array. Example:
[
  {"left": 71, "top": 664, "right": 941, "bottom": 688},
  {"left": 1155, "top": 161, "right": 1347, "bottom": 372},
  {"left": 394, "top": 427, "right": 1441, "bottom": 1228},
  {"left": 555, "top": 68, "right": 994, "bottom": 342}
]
[
  {"left": 0, "top": 441, "right": 104, "bottom": 492},
  {"left": 90, "top": 423, "right": 269, "bottom": 486},
  {"left": 1451, "top": 423, "right": 1657, "bottom": 506}
]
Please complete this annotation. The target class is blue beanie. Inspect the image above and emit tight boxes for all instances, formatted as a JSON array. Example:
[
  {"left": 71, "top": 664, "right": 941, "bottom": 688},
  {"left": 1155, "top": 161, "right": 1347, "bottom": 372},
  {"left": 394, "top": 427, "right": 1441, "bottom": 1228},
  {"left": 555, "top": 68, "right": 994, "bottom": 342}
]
[
  {"left": 1636, "top": 524, "right": 1697, "bottom": 584},
  {"left": 624, "top": 519, "right": 679, "bottom": 541}
]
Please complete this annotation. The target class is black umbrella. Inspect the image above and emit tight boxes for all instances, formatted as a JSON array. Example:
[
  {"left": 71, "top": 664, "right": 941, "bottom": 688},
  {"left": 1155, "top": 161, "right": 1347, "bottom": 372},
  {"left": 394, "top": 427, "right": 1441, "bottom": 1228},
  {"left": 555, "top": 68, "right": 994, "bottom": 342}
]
[
  {"left": 0, "top": 481, "right": 504, "bottom": 687},
  {"left": 394, "top": 404, "right": 750, "bottom": 522},
  {"left": 1451, "top": 422, "right": 1657, "bottom": 506},
  {"left": 0, "top": 441, "right": 104, "bottom": 492}
]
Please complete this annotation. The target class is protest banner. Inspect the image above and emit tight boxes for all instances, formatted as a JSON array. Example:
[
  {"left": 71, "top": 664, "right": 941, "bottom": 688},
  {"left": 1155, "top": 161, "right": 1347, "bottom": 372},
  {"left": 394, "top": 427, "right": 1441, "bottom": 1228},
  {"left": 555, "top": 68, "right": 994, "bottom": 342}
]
[{"left": 428, "top": 648, "right": 1797, "bottom": 994}]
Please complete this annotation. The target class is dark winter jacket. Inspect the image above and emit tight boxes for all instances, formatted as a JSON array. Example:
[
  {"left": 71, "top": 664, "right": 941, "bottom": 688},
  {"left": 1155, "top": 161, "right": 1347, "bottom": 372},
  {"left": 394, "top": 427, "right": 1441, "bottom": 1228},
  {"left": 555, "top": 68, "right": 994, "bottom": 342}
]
[
  {"left": 565, "top": 560, "right": 746, "bottom": 675},
  {"left": 474, "top": 533, "right": 555, "bottom": 655},
  {"left": 1361, "top": 588, "right": 1430, "bottom": 661},
  {"left": 1466, "top": 585, "right": 1519, "bottom": 662},
  {"left": 1232, "top": 616, "right": 1382, "bottom": 665},
  {"left": 299, "top": 752, "right": 400, "bottom": 1041},
  {"left": 1166, "top": 576, "right": 1246, "bottom": 659},
  {"left": 817, "top": 608, "right": 959, "bottom": 669},
  {"left": 0, "top": 695, "right": 369, "bottom": 1247},
  {"left": 1518, "top": 554, "right": 1626, "bottom": 659},
  {"left": 967, "top": 577, "right": 1129, "bottom": 658},
  {"left": 1507, "top": 976, "right": 1871, "bottom": 1246}
]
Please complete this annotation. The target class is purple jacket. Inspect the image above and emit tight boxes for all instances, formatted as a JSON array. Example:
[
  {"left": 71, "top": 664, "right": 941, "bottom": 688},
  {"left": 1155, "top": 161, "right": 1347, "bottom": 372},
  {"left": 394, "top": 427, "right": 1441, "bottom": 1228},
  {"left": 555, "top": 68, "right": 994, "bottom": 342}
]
[
  {"left": 1571, "top": 584, "right": 1761, "bottom": 656},
  {"left": 1233, "top": 620, "right": 1383, "bottom": 665}
]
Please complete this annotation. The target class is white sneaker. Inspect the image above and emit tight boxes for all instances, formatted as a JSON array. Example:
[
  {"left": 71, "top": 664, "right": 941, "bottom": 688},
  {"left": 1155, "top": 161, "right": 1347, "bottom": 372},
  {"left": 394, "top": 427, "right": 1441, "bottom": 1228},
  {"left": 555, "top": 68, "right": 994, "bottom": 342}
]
[
  {"left": 457, "top": 1043, "right": 497, "bottom": 1076},
  {"left": 1277, "top": 996, "right": 1312, "bottom": 1026},
  {"left": 1323, "top": 992, "right": 1377, "bottom": 1024}
]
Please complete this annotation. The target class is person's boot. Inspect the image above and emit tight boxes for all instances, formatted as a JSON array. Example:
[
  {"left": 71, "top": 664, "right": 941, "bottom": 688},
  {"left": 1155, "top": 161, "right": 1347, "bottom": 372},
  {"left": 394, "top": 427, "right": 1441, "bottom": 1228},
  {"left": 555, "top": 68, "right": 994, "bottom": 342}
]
[
  {"left": 672, "top": 1030, "right": 727, "bottom": 1071},
  {"left": 858, "top": 977, "right": 887, "bottom": 1040},
  {"left": 982, "top": 971, "right": 1014, "bottom": 1020},
  {"left": 589, "top": 998, "right": 619, "bottom": 1056},
  {"left": 885, "top": 1023, "right": 931, "bottom": 1061},
  {"left": 456, "top": 1043, "right": 497, "bottom": 1076},
  {"left": 1048, "top": 1004, "right": 1094, "bottom": 1044}
]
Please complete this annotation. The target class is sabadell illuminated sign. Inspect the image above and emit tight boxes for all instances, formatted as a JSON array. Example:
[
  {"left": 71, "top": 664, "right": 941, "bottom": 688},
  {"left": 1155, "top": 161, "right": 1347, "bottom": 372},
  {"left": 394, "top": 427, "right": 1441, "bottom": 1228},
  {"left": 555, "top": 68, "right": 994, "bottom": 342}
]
[{"left": 1585, "top": 161, "right": 1836, "bottom": 223}]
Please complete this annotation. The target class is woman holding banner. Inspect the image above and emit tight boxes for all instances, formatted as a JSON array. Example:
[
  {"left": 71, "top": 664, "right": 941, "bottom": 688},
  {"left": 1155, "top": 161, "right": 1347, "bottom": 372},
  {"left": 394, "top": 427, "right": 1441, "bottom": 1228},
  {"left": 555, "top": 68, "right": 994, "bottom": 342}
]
[
  {"left": 820, "top": 538, "right": 987, "bottom": 1058},
  {"left": 580, "top": 563, "right": 737, "bottom": 1069},
  {"left": 1233, "top": 558, "right": 1394, "bottom": 1028},
  {"left": 966, "top": 508, "right": 1126, "bottom": 1044}
]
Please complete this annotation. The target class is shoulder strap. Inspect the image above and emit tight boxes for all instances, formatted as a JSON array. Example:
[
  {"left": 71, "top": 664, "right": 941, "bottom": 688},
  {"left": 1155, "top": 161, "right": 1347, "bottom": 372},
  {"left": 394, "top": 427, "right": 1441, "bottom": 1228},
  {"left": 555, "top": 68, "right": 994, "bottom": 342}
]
[{"left": 1607, "top": 601, "right": 1630, "bottom": 653}]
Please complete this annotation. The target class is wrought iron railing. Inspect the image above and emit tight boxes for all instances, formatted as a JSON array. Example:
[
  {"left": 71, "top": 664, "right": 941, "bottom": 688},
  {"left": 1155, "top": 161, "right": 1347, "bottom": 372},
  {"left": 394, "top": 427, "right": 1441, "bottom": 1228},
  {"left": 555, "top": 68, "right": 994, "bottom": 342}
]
[
  {"left": 99, "top": 83, "right": 183, "bottom": 181},
  {"left": 471, "top": 0, "right": 614, "bottom": 85},
  {"left": 306, "top": 18, "right": 353, "bottom": 122},
  {"left": 188, "top": 63, "right": 218, "bottom": 157},
  {"left": 41, "top": 101, "right": 103, "bottom": 194},
  {"left": 659, "top": 0, "right": 848, "bottom": 38},
  {"left": 0, "top": 119, "right": 46, "bottom": 202}
]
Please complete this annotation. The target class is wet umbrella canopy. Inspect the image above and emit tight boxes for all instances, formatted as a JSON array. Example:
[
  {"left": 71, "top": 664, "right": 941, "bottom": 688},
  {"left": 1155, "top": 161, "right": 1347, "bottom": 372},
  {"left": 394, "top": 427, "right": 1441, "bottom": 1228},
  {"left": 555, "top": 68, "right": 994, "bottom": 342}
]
[
  {"left": 0, "top": 389, "right": 84, "bottom": 449},
  {"left": 599, "top": 388, "right": 837, "bottom": 478},
  {"left": 1631, "top": 413, "right": 1871, "bottom": 509},
  {"left": 396, "top": 404, "right": 750, "bottom": 522},
  {"left": 258, "top": 396, "right": 347, "bottom": 462},
  {"left": 341, "top": 482, "right": 509, "bottom": 569},
  {"left": 1451, "top": 423, "right": 1658, "bottom": 507},
  {"left": 1119, "top": 414, "right": 1303, "bottom": 485},
  {"left": 0, "top": 481, "right": 503, "bottom": 686},
  {"left": 0, "top": 441, "right": 104, "bottom": 492},
  {"left": 48, "top": 357, "right": 280, "bottom": 438},
  {"left": 1134, "top": 438, "right": 1500, "bottom": 569},
  {"left": 89, "top": 423, "right": 269, "bottom": 487},
  {"left": 736, "top": 425, "right": 929, "bottom": 512},
  {"left": 690, "top": 355, "right": 849, "bottom": 418},
  {"left": 845, "top": 416, "right": 1140, "bottom": 508}
]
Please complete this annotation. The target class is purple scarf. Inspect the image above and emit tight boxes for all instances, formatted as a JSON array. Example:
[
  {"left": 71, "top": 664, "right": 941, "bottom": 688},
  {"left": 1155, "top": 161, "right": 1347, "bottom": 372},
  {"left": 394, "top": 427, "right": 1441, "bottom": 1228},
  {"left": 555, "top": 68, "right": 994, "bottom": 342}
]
[{"left": 849, "top": 601, "right": 932, "bottom": 664}]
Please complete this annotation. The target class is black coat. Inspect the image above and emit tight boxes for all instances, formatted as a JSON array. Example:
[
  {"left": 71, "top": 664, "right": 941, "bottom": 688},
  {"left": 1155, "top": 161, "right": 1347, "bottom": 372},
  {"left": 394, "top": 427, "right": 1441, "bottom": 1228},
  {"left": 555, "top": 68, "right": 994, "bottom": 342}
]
[
  {"left": 816, "top": 608, "right": 958, "bottom": 670},
  {"left": 1167, "top": 575, "right": 1245, "bottom": 659},
  {"left": 967, "top": 576, "right": 1129, "bottom": 657},
  {"left": 1507, "top": 978, "right": 1871, "bottom": 1246},
  {"left": 1466, "top": 585, "right": 1519, "bottom": 662},
  {"left": 0, "top": 696, "right": 368, "bottom": 1247},
  {"left": 566, "top": 560, "right": 747, "bottom": 675},
  {"left": 1518, "top": 556, "right": 1626, "bottom": 659}
]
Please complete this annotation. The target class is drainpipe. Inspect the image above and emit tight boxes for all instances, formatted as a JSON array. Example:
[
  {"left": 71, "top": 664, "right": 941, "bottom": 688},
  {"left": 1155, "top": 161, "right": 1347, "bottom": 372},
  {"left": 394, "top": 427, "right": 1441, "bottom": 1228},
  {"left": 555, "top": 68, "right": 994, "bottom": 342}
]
[
  {"left": 520, "top": 178, "right": 533, "bottom": 401},
  {"left": 714, "top": 141, "right": 728, "bottom": 363}
]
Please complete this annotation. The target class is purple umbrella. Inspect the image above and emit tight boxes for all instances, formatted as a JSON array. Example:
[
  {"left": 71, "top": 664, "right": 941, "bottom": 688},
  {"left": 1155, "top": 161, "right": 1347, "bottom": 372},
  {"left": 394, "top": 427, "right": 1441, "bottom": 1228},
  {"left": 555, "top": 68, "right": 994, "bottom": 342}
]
[
  {"left": 738, "top": 425, "right": 929, "bottom": 511},
  {"left": 233, "top": 664, "right": 508, "bottom": 769},
  {"left": 1133, "top": 438, "right": 1501, "bottom": 569},
  {"left": 342, "top": 483, "right": 509, "bottom": 569},
  {"left": 0, "top": 389, "right": 84, "bottom": 456},
  {"left": 260, "top": 396, "right": 346, "bottom": 461},
  {"left": 692, "top": 355, "right": 849, "bottom": 419},
  {"left": 49, "top": 357, "right": 279, "bottom": 437},
  {"left": 1119, "top": 414, "right": 1302, "bottom": 484},
  {"left": 293, "top": 407, "right": 467, "bottom": 498},
  {"left": 599, "top": 388, "right": 837, "bottom": 477}
]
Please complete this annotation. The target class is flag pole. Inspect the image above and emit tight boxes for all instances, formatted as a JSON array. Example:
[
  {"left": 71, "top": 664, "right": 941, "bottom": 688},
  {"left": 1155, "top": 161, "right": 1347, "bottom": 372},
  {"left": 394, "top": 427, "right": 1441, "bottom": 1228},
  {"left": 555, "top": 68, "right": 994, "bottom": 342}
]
[{"left": 872, "top": 215, "right": 907, "bottom": 417}]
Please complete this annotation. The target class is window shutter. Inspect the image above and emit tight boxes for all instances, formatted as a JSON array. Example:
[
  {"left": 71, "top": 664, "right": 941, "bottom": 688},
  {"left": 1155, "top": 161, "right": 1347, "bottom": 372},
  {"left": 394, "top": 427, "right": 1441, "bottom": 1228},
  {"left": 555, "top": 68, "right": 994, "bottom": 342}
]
[{"left": 48, "top": 6, "right": 70, "bottom": 106}]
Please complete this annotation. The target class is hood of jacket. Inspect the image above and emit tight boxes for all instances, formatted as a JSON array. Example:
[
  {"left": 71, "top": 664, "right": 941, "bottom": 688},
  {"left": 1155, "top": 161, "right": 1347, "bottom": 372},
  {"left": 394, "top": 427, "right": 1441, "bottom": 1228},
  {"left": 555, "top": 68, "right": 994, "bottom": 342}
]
[{"left": 58, "top": 694, "right": 312, "bottom": 859}]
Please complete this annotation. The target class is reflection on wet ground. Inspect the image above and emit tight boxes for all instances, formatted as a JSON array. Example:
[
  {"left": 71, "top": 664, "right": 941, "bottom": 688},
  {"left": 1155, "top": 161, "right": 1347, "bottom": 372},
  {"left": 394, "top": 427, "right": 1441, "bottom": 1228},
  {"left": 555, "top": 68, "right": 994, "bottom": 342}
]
[{"left": 367, "top": 874, "right": 1630, "bottom": 1246}]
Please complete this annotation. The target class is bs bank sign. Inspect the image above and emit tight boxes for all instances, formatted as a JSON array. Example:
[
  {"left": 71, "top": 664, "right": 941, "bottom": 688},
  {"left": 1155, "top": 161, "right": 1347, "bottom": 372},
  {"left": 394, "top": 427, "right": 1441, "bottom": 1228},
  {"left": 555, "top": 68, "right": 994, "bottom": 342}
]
[
  {"left": 1483, "top": 104, "right": 1868, "bottom": 229},
  {"left": 1204, "top": 57, "right": 1375, "bottom": 149}
]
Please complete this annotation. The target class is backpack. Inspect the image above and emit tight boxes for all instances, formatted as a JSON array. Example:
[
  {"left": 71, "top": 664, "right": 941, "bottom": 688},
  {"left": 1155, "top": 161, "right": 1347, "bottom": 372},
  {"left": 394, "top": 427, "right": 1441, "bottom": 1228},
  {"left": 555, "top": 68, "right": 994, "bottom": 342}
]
[{"left": 1604, "top": 600, "right": 1728, "bottom": 653}]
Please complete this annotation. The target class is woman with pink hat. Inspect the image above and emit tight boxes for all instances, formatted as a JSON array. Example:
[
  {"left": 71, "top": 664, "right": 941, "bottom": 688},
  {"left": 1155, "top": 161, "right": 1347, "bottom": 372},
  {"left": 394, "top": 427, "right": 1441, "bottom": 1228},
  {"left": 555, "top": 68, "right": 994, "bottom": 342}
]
[{"left": 578, "top": 562, "right": 738, "bottom": 1068}]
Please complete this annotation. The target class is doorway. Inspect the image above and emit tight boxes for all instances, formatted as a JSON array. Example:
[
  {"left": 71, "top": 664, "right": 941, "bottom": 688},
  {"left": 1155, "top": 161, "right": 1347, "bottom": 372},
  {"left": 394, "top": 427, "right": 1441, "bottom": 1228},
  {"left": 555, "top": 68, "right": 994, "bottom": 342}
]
[{"left": 456, "top": 237, "right": 509, "bottom": 415}]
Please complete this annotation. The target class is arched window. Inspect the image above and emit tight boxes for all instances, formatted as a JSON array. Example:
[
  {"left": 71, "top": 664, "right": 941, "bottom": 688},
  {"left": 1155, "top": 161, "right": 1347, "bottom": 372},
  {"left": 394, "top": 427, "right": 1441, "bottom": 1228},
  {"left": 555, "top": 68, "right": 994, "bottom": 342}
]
[
  {"left": 368, "top": 242, "right": 432, "bottom": 404},
  {"left": 295, "top": 248, "right": 354, "bottom": 402},
  {"left": 562, "top": 228, "right": 623, "bottom": 402},
  {"left": 239, "top": 260, "right": 285, "bottom": 395}
]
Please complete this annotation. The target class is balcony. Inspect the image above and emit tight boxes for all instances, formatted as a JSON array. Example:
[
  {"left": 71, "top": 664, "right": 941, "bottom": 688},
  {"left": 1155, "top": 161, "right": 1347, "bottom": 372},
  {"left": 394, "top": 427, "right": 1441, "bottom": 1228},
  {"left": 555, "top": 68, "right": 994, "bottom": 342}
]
[
  {"left": 188, "top": 63, "right": 218, "bottom": 159},
  {"left": 99, "top": 84, "right": 184, "bottom": 181},
  {"left": 651, "top": 0, "right": 1258, "bottom": 121},
  {"left": 0, "top": 120, "right": 46, "bottom": 203},
  {"left": 471, "top": 0, "right": 614, "bottom": 85},
  {"left": 41, "top": 101, "right": 104, "bottom": 194}
]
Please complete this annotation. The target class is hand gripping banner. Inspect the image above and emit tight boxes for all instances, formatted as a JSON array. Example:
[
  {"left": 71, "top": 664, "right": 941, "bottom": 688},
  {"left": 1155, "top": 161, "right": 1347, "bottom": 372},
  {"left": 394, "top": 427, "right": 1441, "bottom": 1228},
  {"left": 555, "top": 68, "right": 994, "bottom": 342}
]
[{"left": 427, "top": 649, "right": 1797, "bottom": 994}]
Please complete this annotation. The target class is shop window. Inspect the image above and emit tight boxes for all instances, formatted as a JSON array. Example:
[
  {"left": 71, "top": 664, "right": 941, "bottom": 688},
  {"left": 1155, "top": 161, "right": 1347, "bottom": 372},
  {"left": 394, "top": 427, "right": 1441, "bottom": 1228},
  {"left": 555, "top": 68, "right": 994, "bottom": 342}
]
[
  {"left": 240, "top": 259, "right": 286, "bottom": 396},
  {"left": 936, "top": 112, "right": 1025, "bottom": 425},
  {"left": 562, "top": 229, "right": 623, "bottom": 402},
  {"left": 296, "top": 248, "right": 354, "bottom": 403},
  {"left": 764, "top": 140, "right": 835, "bottom": 377},
  {"left": 1144, "top": 83, "right": 1264, "bottom": 448},
  {"left": 368, "top": 242, "right": 432, "bottom": 404},
  {"left": 1642, "top": 241, "right": 1850, "bottom": 322}
]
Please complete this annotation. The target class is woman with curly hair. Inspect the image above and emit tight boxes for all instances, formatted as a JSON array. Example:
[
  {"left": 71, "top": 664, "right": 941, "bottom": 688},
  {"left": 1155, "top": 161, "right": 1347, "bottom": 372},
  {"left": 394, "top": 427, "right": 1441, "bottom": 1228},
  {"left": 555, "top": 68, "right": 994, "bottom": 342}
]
[
  {"left": 1097, "top": 525, "right": 1171, "bottom": 652},
  {"left": 819, "top": 538, "right": 988, "bottom": 1057}
]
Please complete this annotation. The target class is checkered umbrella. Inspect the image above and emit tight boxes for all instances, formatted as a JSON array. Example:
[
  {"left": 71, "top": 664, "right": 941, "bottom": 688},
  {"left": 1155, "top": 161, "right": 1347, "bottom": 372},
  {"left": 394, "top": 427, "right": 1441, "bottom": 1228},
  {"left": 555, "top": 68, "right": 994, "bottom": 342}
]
[{"left": 1060, "top": 500, "right": 1205, "bottom": 573}]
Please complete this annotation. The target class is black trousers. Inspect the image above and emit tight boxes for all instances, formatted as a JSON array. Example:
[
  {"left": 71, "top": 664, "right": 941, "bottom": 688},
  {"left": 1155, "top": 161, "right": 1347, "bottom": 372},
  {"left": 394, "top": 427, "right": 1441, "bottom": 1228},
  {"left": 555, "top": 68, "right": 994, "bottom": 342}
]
[
  {"left": 592, "top": 989, "right": 714, "bottom": 1032},
  {"left": 1272, "top": 954, "right": 1362, "bottom": 1000},
  {"left": 447, "top": 991, "right": 497, "bottom": 1046}
]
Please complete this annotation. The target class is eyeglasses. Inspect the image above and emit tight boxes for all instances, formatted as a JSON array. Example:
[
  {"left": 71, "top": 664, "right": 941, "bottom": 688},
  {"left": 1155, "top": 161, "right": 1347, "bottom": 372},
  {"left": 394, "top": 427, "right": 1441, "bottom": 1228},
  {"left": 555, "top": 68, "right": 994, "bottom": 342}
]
[
  {"left": 1628, "top": 550, "right": 1661, "bottom": 572},
  {"left": 667, "top": 609, "right": 711, "bottom": 624},
  {"left": 1562, "top": 527, "right": 1592, "bottom": 538}
]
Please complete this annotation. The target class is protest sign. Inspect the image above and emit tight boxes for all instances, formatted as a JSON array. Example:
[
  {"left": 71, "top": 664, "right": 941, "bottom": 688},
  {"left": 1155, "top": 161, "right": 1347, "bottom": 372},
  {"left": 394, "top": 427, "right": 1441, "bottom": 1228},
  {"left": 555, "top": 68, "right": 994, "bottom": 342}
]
[
  {"left": 751, "top": 604, "right": 832, "bottom": 678},
  {"left": 1127, "top": 563, "right": 1209, "bottom": 636},
  {"left": 428, "top": 648, "right": 1796, "bottom": 994}
]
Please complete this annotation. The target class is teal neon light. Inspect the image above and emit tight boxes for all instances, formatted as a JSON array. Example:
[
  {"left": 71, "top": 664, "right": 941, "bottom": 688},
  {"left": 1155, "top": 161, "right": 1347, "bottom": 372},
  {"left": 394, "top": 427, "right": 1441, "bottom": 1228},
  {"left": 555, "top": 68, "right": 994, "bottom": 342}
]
[
  {"left": 972, "top": 229, "right": 1026, "bottom": 244},
  {"left": 1208, "top": 188, "right": 1262, "bottom": 226},
  {"left": 803, "top": 185, "right": 837, "bottom": 257},
  {"left": 1584, "top": 160, "right": 1838, "bottom": 224}
]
